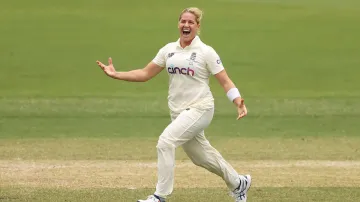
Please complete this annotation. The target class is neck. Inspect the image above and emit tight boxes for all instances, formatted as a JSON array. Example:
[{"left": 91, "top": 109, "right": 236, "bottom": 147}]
[{"left": 180, "top": 37, "right": 195, "bottom": 48}]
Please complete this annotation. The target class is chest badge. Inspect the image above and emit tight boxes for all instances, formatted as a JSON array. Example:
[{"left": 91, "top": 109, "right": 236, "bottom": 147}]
[{"left": 188, "top": 52, "right": 197, "bottom": 65}]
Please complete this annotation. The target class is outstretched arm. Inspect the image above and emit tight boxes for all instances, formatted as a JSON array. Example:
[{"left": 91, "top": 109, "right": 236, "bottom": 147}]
[
  {"left": 96, "top": 57, "right": 164, "bottom": 82},
  {"left": 214, "top": 69, "right": 248, "bottom": 120}
]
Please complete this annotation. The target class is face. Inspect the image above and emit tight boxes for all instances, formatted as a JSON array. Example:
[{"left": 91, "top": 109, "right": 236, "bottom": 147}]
[{"left": 178, "top": 12, "right": 200, "bottom": 44}]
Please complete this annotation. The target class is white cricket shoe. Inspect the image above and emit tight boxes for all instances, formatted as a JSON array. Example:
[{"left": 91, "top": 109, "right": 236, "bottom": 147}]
[
  {"left": 232, "top": 175, "right": 252, "bottom": 202},
  {"left": 137, "top": 195, "right": 162, "bottom": 202}
]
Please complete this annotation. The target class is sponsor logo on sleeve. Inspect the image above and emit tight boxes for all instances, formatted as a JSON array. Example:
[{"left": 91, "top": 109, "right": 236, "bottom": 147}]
[{"left": 168, "top": 52, "right": 175, "bottom": 58}]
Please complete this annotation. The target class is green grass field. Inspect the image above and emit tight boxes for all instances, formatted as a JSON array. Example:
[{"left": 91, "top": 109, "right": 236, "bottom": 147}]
[{"left": 1, "top": 0, "right": 360, "bottom": 201}]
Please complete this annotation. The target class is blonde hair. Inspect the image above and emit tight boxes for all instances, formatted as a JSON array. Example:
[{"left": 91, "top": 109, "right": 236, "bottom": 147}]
[{"left": 179, "top": 7, "right": 203, "bottom": 35}]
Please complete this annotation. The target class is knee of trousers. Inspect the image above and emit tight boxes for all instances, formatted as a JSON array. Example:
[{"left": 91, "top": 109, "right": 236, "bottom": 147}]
[{"left": 156, "top": 136, "right": 175, "bottom": 150}]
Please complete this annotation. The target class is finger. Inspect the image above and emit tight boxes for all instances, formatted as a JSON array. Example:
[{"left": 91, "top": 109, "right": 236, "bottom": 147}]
[
  {"left": 108, "top": 57, "right": 112, "bottom": 65},
  {"left": 96, "top": 61, "right": 105, "bottom": 70},
  {"left": 237, "top": 112, "right": 247, "bottom": 120},
  {"left": 237, "top": 110, "right": 247, "bottom": 120},
  {"left": 96, "top": 60, "right": 103, "bottom": 66}
]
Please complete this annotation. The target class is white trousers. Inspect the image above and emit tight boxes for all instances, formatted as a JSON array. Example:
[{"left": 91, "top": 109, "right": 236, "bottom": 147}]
[{"left": 155, "top": 107, "right": 240, "bottom": 198}]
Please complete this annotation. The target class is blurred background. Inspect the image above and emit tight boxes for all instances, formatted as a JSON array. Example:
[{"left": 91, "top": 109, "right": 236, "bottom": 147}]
[
  {"left": 1, "top": 0, "right": 359, "bottom": 97},
  {"left": 1, "top": 0, "right": 360, "bottom": 138},
  {"left": 0, "top": 0, "right": 360, "bottom": 201}
]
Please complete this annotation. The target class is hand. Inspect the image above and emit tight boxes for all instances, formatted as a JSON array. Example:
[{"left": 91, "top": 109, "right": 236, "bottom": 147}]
[
  {"left": 236, "top": 98, "right": 248, "bottom": 120},
  {"left": 96, "top": 57, "right": 116, "bottom": 77}
]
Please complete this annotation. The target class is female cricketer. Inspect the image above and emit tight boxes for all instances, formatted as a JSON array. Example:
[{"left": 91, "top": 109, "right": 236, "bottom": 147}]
[{"left": 96, "top": 7, "right": 252, "bottom": 202}]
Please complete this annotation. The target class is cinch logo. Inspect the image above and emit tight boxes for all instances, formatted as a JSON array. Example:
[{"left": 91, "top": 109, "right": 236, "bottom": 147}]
[{"left": 167, "top": 66, "right": 195, "bottom": 76}]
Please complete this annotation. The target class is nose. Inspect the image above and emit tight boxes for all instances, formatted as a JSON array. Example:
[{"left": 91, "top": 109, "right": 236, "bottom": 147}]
[{"left": 184, "top": 22, "right": 189, "bottom": 27}]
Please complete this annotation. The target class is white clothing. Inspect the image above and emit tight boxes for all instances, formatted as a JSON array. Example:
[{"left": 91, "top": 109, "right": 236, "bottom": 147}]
[
  {"left": 151, "top": 36, "right": 240, "bottom": 198},
  {"left": 155, "top": 107, "right": 240, "bottom": 197},
  {"left": 152, "top": 36, "right": 224, "bottom": 114}
]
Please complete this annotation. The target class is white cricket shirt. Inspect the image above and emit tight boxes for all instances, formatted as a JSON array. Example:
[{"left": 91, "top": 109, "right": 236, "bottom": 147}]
[{"left": 152, "top": 36, "right": 224, "bottom": 113}]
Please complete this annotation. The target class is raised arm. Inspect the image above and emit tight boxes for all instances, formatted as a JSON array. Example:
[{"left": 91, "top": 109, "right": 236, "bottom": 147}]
[
  {"left": 96, "top": 57, "right": 164, "bottom": 82},
  {"left": 214, "top": 69, "right": 248, "bottom": 120}
]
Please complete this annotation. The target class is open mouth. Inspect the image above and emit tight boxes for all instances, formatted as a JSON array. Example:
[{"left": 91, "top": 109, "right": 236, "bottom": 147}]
[{"left": 182, "top": 30, "right": 191, "bottom": 36}]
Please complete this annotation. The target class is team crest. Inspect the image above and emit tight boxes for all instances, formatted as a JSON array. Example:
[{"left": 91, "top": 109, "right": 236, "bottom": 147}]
[{"left": 190, "top": 52, "right": 197, "bottom": 61}]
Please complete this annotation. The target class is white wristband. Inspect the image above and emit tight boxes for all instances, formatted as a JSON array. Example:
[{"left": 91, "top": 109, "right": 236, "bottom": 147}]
[{"left": 226, "top": 88, "right": 241, "bottom": 102}]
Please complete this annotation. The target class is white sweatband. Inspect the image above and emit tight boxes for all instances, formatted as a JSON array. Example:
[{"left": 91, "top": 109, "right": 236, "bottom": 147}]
[{"left": 226, "top": 88, "right": 241, "bottom": 102}]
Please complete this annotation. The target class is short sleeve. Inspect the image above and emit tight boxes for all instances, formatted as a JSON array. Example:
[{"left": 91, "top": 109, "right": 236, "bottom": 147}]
[
  {"left": 152, "top": 46, "right": 166, "bottom": 67},
  {"left": 205, "top": 46, "right": 225, "bottom": 75}
]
